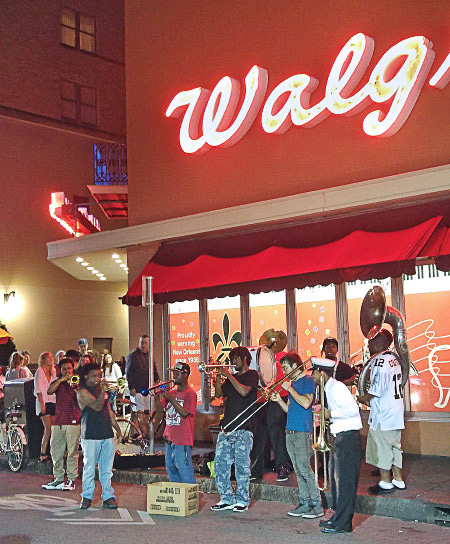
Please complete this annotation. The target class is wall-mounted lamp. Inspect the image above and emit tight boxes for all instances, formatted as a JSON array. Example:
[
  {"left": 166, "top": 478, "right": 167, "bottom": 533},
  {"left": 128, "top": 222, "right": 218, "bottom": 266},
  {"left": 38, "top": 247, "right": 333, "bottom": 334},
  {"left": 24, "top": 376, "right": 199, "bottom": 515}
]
[{"left": 4, "top": 291, "right": 16, "bottom": 304}]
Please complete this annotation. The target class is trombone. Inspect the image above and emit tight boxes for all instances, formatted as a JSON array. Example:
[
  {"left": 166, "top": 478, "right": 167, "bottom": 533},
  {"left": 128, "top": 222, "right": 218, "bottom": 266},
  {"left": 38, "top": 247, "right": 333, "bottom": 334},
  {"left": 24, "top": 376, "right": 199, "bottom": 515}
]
[
  {"left": 312, "top": 373, "right": 332, "bottom": 491},
  {"left": 222, "top": 356, "right": 313, "bottom": 437}
]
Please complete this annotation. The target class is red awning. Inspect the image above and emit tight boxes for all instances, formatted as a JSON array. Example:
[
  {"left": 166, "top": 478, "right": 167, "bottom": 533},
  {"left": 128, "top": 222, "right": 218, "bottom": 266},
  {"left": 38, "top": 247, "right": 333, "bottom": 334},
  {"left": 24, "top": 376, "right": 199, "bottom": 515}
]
[
  {"left": 435, "top": 227, "right": 450, "bottom": 271},
  {"left": 122, "top": 216, "right": 441, "bottom": 305}
]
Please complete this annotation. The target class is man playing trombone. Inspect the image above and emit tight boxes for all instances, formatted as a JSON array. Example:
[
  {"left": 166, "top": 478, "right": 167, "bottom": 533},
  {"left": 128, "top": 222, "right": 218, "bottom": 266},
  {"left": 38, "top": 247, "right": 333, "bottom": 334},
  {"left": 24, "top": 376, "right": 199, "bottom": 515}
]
[
  {"left": 211, "top": 347, "right": 259, "bottom": 513},
  {"left": 310, "top": 358, "right": 362, "bottom": 534},
  {"left": 270, "top": 352, "right": 323, "bottom": 519}
]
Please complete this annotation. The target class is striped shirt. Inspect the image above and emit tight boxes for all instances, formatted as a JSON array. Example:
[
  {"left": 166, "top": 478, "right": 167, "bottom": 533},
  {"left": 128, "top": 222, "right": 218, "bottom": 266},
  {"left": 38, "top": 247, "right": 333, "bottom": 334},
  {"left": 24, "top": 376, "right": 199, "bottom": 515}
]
[{"left": 53, "top": 381, "right": 81, "bottom": 425}]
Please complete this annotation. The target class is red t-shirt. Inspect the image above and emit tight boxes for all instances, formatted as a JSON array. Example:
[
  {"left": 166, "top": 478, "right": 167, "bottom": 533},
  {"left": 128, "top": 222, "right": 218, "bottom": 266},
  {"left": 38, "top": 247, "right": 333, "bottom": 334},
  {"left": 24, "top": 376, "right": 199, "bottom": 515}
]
[{"left": 160, "top": 387, "right": 197, "bottom": 446}]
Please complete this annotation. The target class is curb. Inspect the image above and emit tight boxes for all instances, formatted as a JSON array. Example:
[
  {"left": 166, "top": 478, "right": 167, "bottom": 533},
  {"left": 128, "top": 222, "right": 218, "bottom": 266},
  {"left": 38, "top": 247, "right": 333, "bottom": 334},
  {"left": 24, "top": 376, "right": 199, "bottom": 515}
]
[{"left": 2, "top": 458, "right": 448, "bottom": 525}]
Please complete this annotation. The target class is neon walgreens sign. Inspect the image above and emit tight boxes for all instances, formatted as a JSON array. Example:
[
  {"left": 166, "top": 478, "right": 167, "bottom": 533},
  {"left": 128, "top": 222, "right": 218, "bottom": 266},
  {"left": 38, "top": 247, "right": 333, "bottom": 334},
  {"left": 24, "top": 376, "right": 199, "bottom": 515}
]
[{"left": 166, "top": 33, "right": 449, "bottom": 154}]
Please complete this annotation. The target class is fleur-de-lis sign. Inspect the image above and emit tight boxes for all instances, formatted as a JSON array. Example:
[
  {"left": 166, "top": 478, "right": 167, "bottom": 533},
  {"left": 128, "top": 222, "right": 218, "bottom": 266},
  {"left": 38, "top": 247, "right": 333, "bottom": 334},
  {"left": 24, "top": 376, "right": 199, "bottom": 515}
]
[{"left": 212, "top": 312, "right": 241, "bottom": 363}]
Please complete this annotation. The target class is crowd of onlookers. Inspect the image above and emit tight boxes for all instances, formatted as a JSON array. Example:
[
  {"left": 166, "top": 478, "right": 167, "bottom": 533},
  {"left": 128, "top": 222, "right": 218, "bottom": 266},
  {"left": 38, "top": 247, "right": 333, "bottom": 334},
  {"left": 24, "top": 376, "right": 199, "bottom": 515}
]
[{"left": 0, "top": 338, "right": 127, "bottom": 462}]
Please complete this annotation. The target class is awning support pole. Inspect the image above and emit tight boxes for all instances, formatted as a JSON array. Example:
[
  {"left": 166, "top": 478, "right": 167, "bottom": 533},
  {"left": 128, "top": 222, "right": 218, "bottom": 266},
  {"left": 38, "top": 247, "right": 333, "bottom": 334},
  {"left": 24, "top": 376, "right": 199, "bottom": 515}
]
[{"left": 145, "top": 276, "right": 155, "bottom": 453}]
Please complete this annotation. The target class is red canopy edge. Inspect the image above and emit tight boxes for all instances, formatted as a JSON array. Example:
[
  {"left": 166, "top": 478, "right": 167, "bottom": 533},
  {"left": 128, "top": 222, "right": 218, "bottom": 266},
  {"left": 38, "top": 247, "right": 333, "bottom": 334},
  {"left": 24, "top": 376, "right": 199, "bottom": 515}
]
[
  {"left": 435, "top": 226, "right": 450, "bottom": 272},
  {"left": 122, "top": 216, "right": 441, "bottom": 306}
]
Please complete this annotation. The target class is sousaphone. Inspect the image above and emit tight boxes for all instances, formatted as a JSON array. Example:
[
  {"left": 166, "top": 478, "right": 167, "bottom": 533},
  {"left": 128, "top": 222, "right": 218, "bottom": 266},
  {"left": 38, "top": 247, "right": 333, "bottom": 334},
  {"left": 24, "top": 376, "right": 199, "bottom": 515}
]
[{"left": 358, "top": 285, "right": 411, "bottom": 396}]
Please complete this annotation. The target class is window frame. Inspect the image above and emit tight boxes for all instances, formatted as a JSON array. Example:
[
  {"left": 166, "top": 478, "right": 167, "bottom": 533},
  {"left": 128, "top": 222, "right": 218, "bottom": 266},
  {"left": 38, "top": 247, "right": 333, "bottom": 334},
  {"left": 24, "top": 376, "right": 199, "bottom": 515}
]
[
  {"left": 61, "top": 79, "right": 98, "bottom": 127},
  {"left": 160, "top": 260, "right": 450, "bottom": 421},
  {"left": 60, "top": 7, "right": 96, "bottom": 54}
]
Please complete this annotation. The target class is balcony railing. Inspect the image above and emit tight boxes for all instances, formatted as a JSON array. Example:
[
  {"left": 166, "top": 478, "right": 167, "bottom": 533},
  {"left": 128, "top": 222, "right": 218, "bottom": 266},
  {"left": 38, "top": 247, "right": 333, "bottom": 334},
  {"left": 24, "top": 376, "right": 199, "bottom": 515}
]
[{"left": 94, "top": 143, "right": 127, "bottom": 185}]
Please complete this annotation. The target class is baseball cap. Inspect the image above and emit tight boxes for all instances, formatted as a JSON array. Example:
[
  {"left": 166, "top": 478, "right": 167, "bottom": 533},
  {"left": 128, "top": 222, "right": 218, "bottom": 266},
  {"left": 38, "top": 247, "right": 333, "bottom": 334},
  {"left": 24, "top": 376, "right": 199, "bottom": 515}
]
[
  {"left": 78, "top": 338, "right": 88, "bottom": 346},
  {"left": 322, "top": 336, "right": 338, "bottom": 349},
  {"left": 169, "top": 362, "right": 191, "bottom": 375}
]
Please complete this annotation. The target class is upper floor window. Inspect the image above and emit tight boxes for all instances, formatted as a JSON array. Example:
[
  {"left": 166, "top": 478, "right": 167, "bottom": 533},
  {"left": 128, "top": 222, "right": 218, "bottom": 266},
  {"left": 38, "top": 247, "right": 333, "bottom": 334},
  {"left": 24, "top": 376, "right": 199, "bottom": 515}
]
[
  {"left": 61, "top": 80, "right": 97, "bottom": 126},
  {"left": 60, "top": 8, "right": 95, "bottom": 53}
]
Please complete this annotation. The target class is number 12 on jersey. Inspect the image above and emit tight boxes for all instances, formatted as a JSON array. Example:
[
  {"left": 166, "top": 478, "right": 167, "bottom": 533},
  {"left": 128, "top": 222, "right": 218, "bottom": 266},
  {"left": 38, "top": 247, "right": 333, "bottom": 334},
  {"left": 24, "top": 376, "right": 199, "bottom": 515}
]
[{"left": 393, "top": 373, "right": 403, "bottom": 400}]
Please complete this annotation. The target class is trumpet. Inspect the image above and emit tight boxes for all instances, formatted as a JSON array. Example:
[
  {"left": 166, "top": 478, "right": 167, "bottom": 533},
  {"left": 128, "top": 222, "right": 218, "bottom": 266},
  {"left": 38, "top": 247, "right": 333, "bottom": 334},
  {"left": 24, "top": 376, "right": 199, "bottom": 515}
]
[
  {"left": 140, "top": 380, "right": 173, "bottom": 397},
  {"left": 69, "top": 375, "right": 79, "bottom": 385},
  {"left": 198, "top": 362, "right": 235, "bottom": 373},
  {"left": 117, "top": 377, "right": 127, "bottom": 389}
]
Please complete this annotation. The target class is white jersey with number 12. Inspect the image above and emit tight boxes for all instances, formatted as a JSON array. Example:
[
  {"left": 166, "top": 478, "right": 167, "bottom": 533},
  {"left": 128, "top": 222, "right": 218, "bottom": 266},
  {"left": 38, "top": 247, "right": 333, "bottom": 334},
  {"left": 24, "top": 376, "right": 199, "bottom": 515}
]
[{"left": 368, "top": 352, "right": 405, "bottom": 431}]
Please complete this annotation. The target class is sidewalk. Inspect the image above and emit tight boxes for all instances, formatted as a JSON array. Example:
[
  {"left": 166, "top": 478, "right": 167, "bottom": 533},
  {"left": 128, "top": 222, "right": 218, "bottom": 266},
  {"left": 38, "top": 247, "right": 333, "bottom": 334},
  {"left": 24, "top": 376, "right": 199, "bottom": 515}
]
[{"left": 2, "top": 446, "right": 449, "bottom": 526}]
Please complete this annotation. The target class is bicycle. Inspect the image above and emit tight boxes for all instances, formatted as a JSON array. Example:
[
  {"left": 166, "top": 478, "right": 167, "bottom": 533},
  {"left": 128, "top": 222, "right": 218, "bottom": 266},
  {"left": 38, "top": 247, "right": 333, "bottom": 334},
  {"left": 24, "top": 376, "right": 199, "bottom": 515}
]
[
  {"left": 114, "top": 399, "right": 165, "bottom": 456},
  {"left": 0, "top": 403, "right": 27, "bottom": 472}
]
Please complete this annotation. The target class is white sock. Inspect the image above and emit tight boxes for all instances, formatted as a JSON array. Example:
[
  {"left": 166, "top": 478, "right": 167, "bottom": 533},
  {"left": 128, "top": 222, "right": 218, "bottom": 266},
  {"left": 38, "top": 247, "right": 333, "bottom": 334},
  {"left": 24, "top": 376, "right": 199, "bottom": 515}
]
[
  {"left": 392, "top": 479, "right": 406, "bottom": 489},
  {"left": 378, "top": 480, "right": 394, "bottom": 489}
]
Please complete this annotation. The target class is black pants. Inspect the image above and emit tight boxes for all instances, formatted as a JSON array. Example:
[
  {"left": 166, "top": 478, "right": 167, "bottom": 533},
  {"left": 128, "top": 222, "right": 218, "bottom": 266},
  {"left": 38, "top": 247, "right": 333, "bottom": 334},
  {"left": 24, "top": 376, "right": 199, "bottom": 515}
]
[
  {"left": 250, "top": 401, "right": 290, "bottom": 478},
  {"left": 330, "top": 430, "right": 361, "bottom": 531}
]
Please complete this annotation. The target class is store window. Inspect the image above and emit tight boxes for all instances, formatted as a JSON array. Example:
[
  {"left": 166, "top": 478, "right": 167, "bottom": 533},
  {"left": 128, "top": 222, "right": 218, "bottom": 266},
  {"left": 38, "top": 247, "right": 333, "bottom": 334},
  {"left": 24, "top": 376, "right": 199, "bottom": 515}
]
[
  {"left": 249, "top": 291, "right": 286, "bottom": 347},
  {"left": 60, "top": 8, "right": 96, "bottom": 53},
  {"left": 61, "top": 80, "right": 97, "bottom": 126},
  {"left": 168, "top": 300, "right": 201, "bottom": 404},
  {"left": 404, "top": 265, "right": 450, "bottom": 413},
  {"left": 208, "top": 296, "right": 241, "bottom": 363},
  {"left": 347, "top": 278, "right": 391, "bottom": 367},
  {"left": 296, "top": 285, "right": 337, "bottom": 361}
]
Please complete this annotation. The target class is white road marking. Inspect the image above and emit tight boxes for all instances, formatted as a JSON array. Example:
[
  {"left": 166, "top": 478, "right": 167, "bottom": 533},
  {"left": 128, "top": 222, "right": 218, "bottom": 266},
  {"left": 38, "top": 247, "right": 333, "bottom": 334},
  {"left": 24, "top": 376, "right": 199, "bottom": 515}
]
[{"left": 48, "top": 509, "right": 155, "bottom": 525}]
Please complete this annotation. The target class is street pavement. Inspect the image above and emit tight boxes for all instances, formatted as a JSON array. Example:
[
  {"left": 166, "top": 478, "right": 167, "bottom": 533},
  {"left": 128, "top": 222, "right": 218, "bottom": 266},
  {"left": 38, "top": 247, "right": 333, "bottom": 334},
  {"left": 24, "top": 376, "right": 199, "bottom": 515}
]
[{"left": 0, "top": 472, "right": 448, "bottom": 544}]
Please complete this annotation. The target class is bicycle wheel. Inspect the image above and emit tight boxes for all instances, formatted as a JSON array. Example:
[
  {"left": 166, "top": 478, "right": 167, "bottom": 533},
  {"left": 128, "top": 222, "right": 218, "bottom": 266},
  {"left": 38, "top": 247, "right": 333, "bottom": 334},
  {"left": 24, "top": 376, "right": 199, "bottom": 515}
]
[
  {"left": 115, "top": 417, "right": 146, "bottom": 455},
  {"left": 7, "top": 427, "right": 25, "bottom": 472}
]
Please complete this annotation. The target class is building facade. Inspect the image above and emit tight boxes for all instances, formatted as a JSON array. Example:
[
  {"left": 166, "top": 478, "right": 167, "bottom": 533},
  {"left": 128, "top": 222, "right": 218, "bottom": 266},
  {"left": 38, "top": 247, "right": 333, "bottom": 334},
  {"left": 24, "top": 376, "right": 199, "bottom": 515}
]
[
  {"left": 47, "top": 1, "right": 450, "bottom": 454},
  {"left": 0, "top": 0, "right": 129, "bottom": 362}
]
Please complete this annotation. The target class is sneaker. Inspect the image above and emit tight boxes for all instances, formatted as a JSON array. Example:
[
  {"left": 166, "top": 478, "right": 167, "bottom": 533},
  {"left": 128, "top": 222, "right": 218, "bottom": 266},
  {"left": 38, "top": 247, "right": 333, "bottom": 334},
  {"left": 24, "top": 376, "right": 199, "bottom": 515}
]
[
  {"left": 302, "top": 502, "right": 324, "bottom": 519},
  {"left": 42, "top": 479, "right": 64, "bottom": 490},
  {"left": 103, "top": 497, "right": 118, "bottom": 509},
  {"left": 233, "top": 503, "right": 248, "bottom": 512},
  {"left": 64, "top": 480, "right": 75, "bottom": 491},
  {"left": 80, "top": 497, "right": 91, "bottom": 509},
  {"left": 392, "top": 479, "right": 407, "bottom": 490},
  {"left": 276, "top": 466, "right": 290, "bottom": 482},
  {"left": 319, "top": 518, "right": 335, "bottom": 528},
  {"left": 211, "top": 502, "right": 235, "bottom": 511},
  {"left": 287, "top": 501, "right": 310, "bottom": 517},
  {"left": 368, "top": 483, "right": 394, "bottom": 495}
]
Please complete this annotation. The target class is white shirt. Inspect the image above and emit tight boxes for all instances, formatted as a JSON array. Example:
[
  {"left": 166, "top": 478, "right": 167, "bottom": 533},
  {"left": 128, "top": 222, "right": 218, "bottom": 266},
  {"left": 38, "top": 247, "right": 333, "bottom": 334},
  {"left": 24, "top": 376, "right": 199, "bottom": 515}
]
[
  {"left": 103, "top": 363, "right": 122, "bottom": 384},
  {"left": 34, "top": 367, "right": 56, "bottom": 415},
  {"left": 324, "top": 377, "right": 362, "bottom": 436},
  {"left": 368, "top": 351, "right": 404, "bottom": 431}
]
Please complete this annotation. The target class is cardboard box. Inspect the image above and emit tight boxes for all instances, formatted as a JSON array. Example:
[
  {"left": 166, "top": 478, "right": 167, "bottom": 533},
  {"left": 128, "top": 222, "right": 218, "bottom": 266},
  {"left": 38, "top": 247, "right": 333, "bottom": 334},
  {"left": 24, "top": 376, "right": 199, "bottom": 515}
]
[{"left": 147, "top": 482, "right": 199, "bottom": 517}]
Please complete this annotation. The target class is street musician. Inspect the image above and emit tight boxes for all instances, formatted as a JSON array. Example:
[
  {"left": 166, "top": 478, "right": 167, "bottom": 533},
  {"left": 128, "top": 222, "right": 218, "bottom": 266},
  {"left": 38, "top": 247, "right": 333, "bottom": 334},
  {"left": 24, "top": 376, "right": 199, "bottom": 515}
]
[
  {"left": 321, "top": 337, "right": 357, "bottom": 385},
  {"left": 211, "top": 346, "right": 258, "bottom": 513},
  {"left": 311, "top": 358, "right": 362, "bottom": 534},
  {"left": 250, "top": 329, "right": 291, "bottom": 483},
  {"left": 357, "top": 328, "right": 406, "bottom": 494},
  {"left": 42, "top": 357, "right": 80, "bottom": 491},
  {"left": 159, "top": 362, "right": 197, "bottom": 484},
  {"left": 270, "top": 352, "right": 323, "bottom": 519}
]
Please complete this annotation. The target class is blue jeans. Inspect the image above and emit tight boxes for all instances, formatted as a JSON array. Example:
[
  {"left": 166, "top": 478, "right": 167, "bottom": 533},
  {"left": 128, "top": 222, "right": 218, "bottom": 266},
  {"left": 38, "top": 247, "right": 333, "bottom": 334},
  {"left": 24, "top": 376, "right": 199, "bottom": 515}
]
[
  {"left": 165, "top": 442, "right": 196, "bottom": 484},
  {"left": 215, "top": 430, "right": 253, "bottom": 506},
  {"left": 80, "top": 438, "right": 116, "bottom": 501}
]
